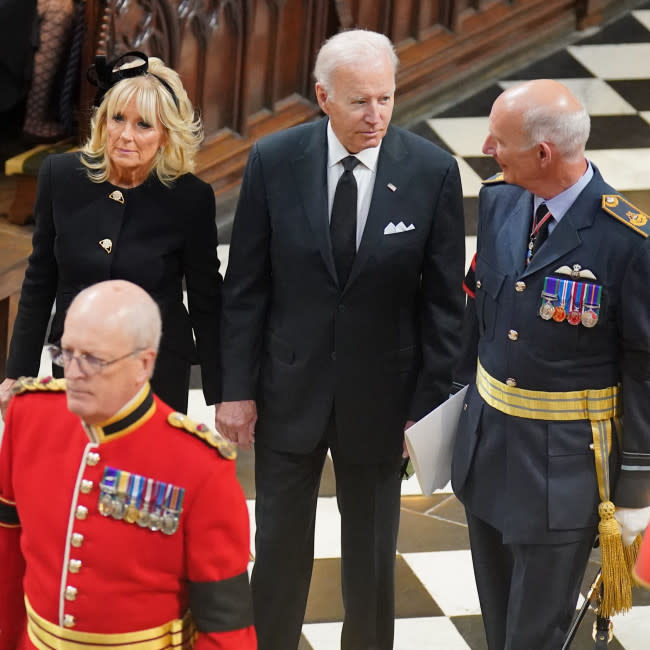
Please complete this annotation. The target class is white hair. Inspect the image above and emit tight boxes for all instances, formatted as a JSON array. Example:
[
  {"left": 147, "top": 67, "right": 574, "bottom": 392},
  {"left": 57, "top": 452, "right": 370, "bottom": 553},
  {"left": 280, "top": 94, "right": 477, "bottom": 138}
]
[
  {"left": 314, "top": 29, "right": 398, "bottom": 93},
  {"left": 123, "top": 297, "right": 162, "bottom": 352},
  {"left": 522, "top": 103, "right": 590, "bottom": 161}
]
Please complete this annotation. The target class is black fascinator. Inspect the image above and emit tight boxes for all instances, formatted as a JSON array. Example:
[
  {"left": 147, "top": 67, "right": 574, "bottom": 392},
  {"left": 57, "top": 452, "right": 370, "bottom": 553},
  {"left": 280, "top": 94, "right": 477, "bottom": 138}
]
[{"left": 86, "top": 51, "right": 179, "bottom": 109}]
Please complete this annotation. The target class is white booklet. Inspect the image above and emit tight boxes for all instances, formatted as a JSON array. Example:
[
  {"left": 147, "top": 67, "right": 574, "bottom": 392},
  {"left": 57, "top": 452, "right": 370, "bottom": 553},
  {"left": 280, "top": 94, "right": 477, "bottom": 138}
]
[{"left": 404, "top": 385, "right": 469, "bottom": 496}]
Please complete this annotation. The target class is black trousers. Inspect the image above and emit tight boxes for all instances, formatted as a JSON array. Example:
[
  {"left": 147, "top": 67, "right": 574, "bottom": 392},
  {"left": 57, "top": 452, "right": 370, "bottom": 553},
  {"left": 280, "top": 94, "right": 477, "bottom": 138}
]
[
  {"left": 466, "top": 510, "right": 596, "bottom": 650},
  {"left": 251, "top": 427, "right": 403, "bottom": 650}
]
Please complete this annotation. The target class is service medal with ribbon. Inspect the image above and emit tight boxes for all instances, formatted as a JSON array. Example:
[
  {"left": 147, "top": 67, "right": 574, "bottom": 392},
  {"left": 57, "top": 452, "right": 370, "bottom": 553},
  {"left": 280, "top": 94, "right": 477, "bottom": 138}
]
[
  {"left": 161, "top": 485, "right": 185, "bottom": 535},
  {"left": 148, "top": 482, "right": 169, "bottom": 532},
  {"left": 137, "top": 477, "right": 155, "bottom": 528},
  {"left": 539, "top": 278, "right": 558, "bottom": 320},
  {"left": 125, "top": 474, "right": 145, "bottom": 524},
  {"left": 581, "top": 283, "right": 602, "bottom": 328},
  {"left": 98, "top": 467, "right": 118, "bottom": 517},
  {"left": 553, "top": 279, "right": 568, "bottom": 322},
  {"left": 111, "top": 470, "right": 131, "bottom": 520},
  {"left": 567, "top": 281, "right": 584, "bottom": 326}
]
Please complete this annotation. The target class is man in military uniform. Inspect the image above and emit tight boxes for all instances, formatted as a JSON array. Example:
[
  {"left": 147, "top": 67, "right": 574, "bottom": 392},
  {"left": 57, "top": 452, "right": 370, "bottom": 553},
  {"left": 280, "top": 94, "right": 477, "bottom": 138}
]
[
  {"left": 452, "top": 80, "right": 650, "bottom": 649},
  {"left": 0, "top": 280, "right": 256, "bottom": 649}
]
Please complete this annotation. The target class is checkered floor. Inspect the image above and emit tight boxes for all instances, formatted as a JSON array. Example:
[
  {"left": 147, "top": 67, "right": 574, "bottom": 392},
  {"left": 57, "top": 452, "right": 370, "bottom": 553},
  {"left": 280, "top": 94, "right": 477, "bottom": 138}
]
[{"left": 187, "top": 5, "right": 650, "bottom": 649}]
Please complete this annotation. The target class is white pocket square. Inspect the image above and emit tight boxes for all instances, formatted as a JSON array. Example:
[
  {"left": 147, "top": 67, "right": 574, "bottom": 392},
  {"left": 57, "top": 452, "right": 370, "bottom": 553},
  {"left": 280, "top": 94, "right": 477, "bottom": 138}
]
[{"left": 384, "top": 221, "right": 415, "bottom": 235}]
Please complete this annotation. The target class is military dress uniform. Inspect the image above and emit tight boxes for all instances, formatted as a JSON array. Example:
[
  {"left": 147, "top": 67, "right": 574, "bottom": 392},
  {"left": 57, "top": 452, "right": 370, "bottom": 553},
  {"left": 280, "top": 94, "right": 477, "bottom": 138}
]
[
  {"left": 452, "top": 167, "right": 650, "bottom": 648},
  {"left": 0, "top": 379, "right": 256, "bottom": 650}
]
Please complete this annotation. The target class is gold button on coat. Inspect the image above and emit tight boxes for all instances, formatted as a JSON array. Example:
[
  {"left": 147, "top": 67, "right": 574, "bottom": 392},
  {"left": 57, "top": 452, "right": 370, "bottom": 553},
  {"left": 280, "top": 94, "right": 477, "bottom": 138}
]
[
  {"left": 476, "top": 280, "right": 482, "bottom": 289},
  {"left": 508, "top": 330, "right": 519, "bottom": 341},
  {"left": 71, "top": 533, "right": 84, "bottom": 547},
  {"left": 69, "top": 559, "right": 82, "bottom": 573},
  {"left": 506, "top": 378, "right": 517, "bottom": 387},
  {"left": 515, "top": 281, "right": 526, "bottom": 292},
  {"left": 87, "top": 452, "right": 100, "bottom": 466},
  {"left": 63, "top": 614, "right": 76, "bottom": 628},
  {"left": 80, "top": 480, "right": 93, "bottom": 494},
  {"left": 75, "top": 505, "right": 88, "bottom": 520},
  {"left": 65, "top": 586, "right": 78, "bottom": 601}
]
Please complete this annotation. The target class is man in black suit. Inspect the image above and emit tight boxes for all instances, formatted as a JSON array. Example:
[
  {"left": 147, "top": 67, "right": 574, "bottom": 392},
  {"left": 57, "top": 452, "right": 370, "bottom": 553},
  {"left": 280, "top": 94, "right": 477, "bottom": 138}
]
[
  {"left": 452, "top": 80, "right": 650, "bottom": 649},
  {"left": 217, "top": 29, "right": 465, "bottom": 650}
]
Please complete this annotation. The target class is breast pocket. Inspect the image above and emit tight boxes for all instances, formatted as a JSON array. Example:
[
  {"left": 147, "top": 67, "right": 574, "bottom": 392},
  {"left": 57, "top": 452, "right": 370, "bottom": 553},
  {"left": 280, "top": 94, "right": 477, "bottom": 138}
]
[{"left": 474, "top": 259, "right": 505, "bottom": 342}]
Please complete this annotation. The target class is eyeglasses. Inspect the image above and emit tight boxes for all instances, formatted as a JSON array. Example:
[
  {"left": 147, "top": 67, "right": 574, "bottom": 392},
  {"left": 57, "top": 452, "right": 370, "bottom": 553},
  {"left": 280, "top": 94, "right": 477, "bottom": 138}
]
[{"left": 48, "top": 344, "right": 143, "bottom": 377}]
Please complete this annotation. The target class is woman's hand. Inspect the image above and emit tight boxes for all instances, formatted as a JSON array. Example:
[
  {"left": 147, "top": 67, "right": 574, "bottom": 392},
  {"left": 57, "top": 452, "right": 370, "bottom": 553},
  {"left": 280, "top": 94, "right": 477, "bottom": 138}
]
[{"left": 0, "top": 378, "right": 17, "bottom": 421}]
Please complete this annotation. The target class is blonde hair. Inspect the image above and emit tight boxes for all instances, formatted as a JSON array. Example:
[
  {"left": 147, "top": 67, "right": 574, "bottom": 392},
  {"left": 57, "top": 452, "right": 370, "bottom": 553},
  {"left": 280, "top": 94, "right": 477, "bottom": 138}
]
[{"left": 81, "top": 57, "right": 202, "bottom": 186}]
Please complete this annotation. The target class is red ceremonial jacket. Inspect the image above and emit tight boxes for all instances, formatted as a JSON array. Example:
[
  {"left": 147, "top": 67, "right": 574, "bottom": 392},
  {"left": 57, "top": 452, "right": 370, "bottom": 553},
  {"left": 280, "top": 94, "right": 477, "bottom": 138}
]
[{"left": 0, "top": 380, "right": 256, "bottom": 650}]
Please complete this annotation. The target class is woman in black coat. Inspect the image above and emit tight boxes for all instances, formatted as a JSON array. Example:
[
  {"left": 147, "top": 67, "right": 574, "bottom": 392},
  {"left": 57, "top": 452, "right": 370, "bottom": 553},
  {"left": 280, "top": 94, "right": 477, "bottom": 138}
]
[{"left": 0, "top": 53, "right": 221, "bottom": 415}]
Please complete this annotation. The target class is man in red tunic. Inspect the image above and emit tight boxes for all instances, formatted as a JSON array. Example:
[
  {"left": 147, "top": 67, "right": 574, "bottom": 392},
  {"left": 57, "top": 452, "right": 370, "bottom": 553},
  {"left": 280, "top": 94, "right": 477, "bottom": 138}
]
[{"left": 0, "top": 280, "right": 256, "bottom": 650}]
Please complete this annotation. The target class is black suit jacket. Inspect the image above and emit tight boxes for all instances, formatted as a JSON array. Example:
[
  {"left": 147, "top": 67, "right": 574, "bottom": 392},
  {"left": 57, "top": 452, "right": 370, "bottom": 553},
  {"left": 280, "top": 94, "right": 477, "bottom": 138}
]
[
  {"left": 221, "top": 118, "right": 465, "bottom": 461},
  {"left": 452, "top": 168, "right": 650, "bottom": 544},
  {"left": 6, "top": 152, "right": 221, "bottom": 405}
]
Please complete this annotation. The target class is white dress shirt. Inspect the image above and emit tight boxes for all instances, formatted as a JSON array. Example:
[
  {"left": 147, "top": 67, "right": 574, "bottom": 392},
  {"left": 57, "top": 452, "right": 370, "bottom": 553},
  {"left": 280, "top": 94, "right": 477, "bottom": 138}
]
[{"left": 326, "top": 121, "right": 382, "bottom": 249}]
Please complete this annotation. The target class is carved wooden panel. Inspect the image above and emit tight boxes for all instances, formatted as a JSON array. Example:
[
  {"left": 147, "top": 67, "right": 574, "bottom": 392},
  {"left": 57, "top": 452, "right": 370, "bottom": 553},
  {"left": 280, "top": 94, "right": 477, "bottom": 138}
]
[
  {"left": 196, "top": 1, "right": 246, "bottom": 136},
  {"left": 98, "top": 0, "right": 181, "bottom": 66}
]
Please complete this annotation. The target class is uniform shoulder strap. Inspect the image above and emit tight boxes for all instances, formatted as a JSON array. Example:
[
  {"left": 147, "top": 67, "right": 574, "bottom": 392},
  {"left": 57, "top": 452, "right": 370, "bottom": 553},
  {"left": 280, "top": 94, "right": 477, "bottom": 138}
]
[
  {"left": 12, "top": 376, "right": 66, "bottom": 395},
  {"left": 167, "top": 412, "right": 237, "bottom": 460},
  {"left": 601, "top": 194, "right": 649, "bottom": 238},
  {"left": 481, "top": 172, "right": 505, "bottom": 185}
]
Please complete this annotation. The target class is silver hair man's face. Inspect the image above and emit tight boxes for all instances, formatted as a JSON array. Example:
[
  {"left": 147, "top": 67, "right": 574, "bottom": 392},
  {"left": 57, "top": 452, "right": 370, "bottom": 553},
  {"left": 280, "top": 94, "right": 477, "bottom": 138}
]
[{"left": 316, "top": 55, "right": 395, "bottom": 154}]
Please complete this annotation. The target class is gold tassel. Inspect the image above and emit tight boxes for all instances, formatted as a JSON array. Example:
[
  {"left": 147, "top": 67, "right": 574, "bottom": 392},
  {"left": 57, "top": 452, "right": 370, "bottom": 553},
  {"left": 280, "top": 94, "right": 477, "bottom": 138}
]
[
  {"left": 598, "top": 501, "right": 633, "bottom": 617},
  {"left": 625, "top": 534, "right": 642, "bottom": 581}
]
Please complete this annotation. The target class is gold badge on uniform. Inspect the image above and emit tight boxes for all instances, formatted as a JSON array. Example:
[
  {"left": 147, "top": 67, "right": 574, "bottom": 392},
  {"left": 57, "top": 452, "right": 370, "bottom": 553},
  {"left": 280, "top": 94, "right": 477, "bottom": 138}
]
[
  {"left": 99, "top": 238, "right": 113, "bottom": 254},
  {"left": 109, "top": 190, "right": 124, "bottom": 204}
]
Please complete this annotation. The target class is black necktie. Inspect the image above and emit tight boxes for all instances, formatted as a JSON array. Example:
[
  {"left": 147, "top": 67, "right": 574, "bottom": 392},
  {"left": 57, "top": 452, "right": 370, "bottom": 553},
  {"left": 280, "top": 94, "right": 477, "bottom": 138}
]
[
  {"left": 330, "top": 155, "right": 360, "bottom": 287},
  {"left": 527, "top": 202, "right": 552, "bottom": 264}
]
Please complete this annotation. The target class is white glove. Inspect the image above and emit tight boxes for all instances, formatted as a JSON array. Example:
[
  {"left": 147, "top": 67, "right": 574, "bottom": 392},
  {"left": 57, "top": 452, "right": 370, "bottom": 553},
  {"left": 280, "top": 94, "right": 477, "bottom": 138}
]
[{"left": 614, "top": 506, "right": 650, "bottom": 546}]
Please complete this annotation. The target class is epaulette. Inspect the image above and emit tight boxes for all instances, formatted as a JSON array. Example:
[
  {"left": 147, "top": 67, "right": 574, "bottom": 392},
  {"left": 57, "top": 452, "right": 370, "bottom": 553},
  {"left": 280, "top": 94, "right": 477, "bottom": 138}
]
[
  {"left": 482, "top": 172, "right": 505, "bottom": 185},
  {"left": 12, "top": 376, "right": 66, "bottom": 396},
  {"left": 167, "top": 412, "right": 237, "bottom": 460},
  {"left": 602, "top": 195, "right": 649, "bottom": 238}
]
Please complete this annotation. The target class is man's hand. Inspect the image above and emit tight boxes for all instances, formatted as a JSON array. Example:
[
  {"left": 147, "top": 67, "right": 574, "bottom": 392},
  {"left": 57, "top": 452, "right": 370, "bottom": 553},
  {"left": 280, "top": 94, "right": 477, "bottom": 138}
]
[
  {"left": 402, "top": 420, "right": 415, "bottom": 458},
  {"left": 0, "top": 378, "right": 17, "bottom": 421},
  {"left": 615, "top": 505, "right": 650, "bottom": 546},
  {"left": 215, "top": 400, "right": 257, "bottom": 450}
]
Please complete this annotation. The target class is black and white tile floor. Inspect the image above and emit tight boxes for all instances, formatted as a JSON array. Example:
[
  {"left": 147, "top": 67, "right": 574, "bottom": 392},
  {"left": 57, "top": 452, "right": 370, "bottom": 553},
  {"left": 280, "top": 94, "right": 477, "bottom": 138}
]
[
  {"left": 16, "top": 3, "right": 650, "bottom": 648},
  {"left": 191, "top": 5, "right": 650, "bottom": 648}
]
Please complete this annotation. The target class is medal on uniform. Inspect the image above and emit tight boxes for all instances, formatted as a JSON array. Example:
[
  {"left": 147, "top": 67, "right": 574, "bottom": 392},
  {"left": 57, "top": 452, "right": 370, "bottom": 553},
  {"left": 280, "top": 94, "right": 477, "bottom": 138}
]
[
  {"left": 161, "top": 485, "right": 185, "bottom": 535},
  {"left": 539, "top": 277, "right": 558, "bottom": 320},
  {"left": 553, "top": 279, "right": 568, "bottom": 322},
  {"left": 567, "top": 281, "right": 583, "bottom": 326},
  {"left": 148, "top": 481, "right": 168, "bottom": 532},
  {"left": 581, "top": 282, "right": 601, "bottom": 328},
  {"left": 111, "top": 470, "right": 131, "bottom": 520},
  {"left": 526, "top": 208, "right": 552, "bottom": 265},
  {"left": 125, "top": 474, "right": 144, "bottom": 524},
  {"left": 98, "top": 467, "right": 118, "bottom": 517},
  {"left": 137, "top": 477, "right": 155, "bottom": 528}
]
